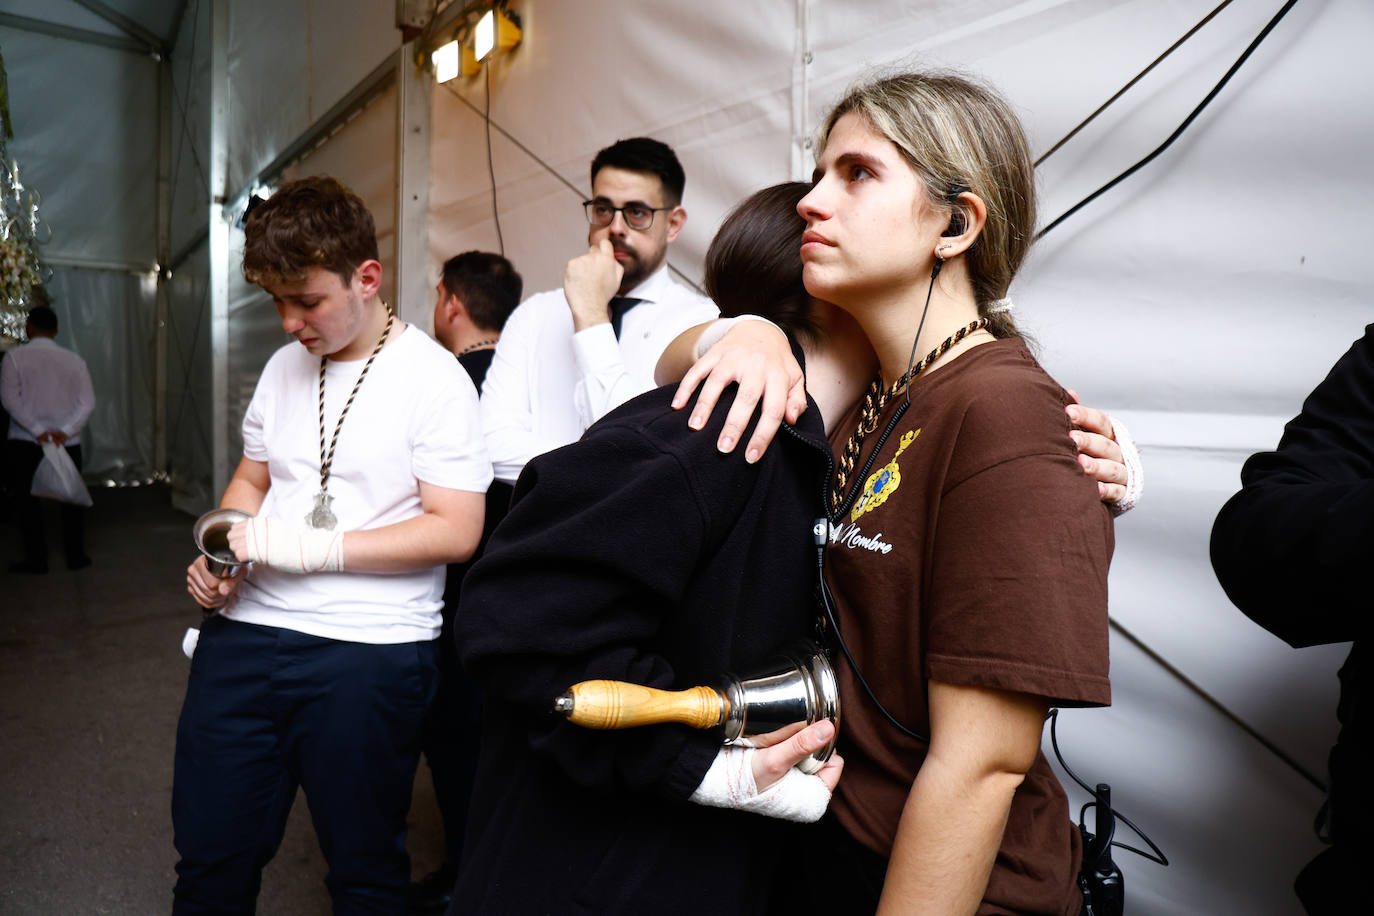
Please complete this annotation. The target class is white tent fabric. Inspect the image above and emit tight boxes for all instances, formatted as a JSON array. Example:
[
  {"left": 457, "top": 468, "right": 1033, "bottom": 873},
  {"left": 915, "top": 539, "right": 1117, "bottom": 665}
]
[
  {"left": 224, "top": 0, "right": 400, "bottom": 196},
  {"left": 5, "top": 1, "right": 1370, "bottom": 912},
  {"left": 41, "top": 265, "right": 157, "bottom": 479},
  {"left": 165, "top": 242, "right": 213, "bottom": 510},
  {"left": 0, "top": 4, "right": 158, "bottom": 269},
  {"left": 2, "top": 4, "right": 165, "bottom": 483},
  {"left": 425, "top": 3, "right": 1363, "bottom": 912}
]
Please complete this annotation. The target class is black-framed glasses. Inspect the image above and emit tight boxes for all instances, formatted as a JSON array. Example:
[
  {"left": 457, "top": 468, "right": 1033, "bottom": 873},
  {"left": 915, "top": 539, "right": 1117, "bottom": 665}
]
[{"left": 582, "top": 199, "right": 671, "bottom": 231}]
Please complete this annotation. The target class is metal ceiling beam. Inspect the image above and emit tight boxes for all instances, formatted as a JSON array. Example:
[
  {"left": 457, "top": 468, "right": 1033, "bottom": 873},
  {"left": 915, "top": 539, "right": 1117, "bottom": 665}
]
[
  {"left": 71, "top": 0, "right": 167, "bottom": 56},
  {"left": 237, "top": 53, "right": 398, "bottom": 203},
  {"left": 0, "top": 11, "right": 149, "bottom": 55},
  {"left": 168, "top": 0, "right": 195, "bottom": 54}
]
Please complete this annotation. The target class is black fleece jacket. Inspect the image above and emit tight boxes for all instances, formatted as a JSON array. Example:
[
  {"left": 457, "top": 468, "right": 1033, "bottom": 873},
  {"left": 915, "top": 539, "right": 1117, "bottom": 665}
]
[
  {"left": 1211, "top": 323, "right": 1374, "bottom": 913},
  {"left": 452, "top": 371, "right": 833, "bottom": 915}
]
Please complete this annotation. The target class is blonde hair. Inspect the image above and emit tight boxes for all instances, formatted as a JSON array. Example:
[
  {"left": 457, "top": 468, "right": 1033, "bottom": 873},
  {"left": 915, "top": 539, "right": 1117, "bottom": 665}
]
[{"left": 818, "top": 72, "right": 1036, "bottom": 340}]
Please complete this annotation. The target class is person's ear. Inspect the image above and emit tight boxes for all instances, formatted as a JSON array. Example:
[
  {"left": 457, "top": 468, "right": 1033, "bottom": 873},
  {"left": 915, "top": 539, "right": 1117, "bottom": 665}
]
[
  {"left": 354, "top": 259, "right": 383, "bottom": 298},
  {"left": 665, "top": 206, "right": 687, "bottom": 243},
  {"left": 933, "top": 192, "right": 986, "bottom": 260}
]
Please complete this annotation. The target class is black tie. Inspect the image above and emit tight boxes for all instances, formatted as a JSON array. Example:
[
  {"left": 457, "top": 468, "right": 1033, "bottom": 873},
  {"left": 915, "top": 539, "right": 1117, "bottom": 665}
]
[{"left": 608, "top": 297, "right": 645, "bottom": 339}]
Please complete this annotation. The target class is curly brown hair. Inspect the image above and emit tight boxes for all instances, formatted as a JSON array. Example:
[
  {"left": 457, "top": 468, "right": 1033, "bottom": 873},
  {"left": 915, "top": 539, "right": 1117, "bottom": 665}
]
[{"left": 241, "top": 176, "right": 380, "bottom": 288}]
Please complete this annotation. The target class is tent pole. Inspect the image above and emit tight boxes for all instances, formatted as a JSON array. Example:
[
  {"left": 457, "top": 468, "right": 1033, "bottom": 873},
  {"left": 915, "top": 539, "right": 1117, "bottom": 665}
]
[
  {"left": 789, "top": 0, "right": 813, "bottom": 181},
  {"left": 154, "top": 56, "right": 172, "bottom": 477},
  {"left": 395, "top": 42, "right": 432, "bottom": 326},
  {"left": 207, "top": 0, "right": 231, "bottom": 505}
]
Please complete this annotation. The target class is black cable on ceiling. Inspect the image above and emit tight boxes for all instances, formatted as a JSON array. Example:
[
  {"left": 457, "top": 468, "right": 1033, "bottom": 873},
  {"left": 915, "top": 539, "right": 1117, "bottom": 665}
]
[
  {"left": 1036, "top": 0, "right": 1301, "bottom": 241},
  {"left": 484, "top": 64, "right": 504, "bottom": 256},
  {"left": 1034, "top": 0, "right": 1236, "bottom": 168}
]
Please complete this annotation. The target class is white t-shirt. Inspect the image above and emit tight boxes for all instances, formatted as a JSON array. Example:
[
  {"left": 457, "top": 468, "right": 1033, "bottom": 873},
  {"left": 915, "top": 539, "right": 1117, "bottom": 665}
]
[
  {"left": 479, "top": 264, "right": 718, "bottom": 483},
  {"left": 225, "top": 325, "right": 492, "bottom": 643}
]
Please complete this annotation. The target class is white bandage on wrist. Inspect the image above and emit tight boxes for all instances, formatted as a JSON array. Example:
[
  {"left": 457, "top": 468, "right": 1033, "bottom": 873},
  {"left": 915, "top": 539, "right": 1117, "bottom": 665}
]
[
  {"left": 1109, "top": 416, "right": 1144, "bottom": 517},
  {"left": 688, "top": 745, "right": 831, "bottom": 823},
  {"left": 693, "top": 315, "right": 784, "bottom": 360},
  {"left": 244, "top": 516, "right": 345, "bottom": 574}
]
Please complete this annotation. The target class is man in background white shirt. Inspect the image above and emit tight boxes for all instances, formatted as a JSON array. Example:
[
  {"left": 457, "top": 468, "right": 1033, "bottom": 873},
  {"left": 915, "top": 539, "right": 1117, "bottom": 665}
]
[
  {"left": 479, "top": 137, "right": 718, "bottom": 483},
  {"left": 1, "top": 304, "right": 95, "bottom": 573}
]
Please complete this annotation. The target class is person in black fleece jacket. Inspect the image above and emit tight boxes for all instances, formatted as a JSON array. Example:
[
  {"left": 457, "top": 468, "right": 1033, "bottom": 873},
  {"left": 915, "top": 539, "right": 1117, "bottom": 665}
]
[
  {"left": 451, "top": 184, "right": 846, "bottom": 915},
  {"left": 1211, "top": 325, "right": 1374, "bottom": 915}
]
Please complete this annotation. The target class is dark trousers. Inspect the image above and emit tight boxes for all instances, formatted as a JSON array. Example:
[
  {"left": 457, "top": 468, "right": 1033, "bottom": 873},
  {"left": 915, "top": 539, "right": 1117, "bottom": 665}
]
[
  {"left": 773, "top": 815, "right": 1092, "bottom": 915},
  {"left": 5, "top": 438, "right": 85, "bottom": 567},
  {"left": 172, "top": 616, "right": 439, "bottom": 915},
  {"left": 420, "top": 599, "right": 482, "bottom": 866}
]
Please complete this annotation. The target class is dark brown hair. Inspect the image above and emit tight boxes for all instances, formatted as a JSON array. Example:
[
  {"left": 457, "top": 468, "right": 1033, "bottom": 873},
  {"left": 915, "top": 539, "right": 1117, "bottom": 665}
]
[
  {"left": 440, "top": 251, "right": 523, "bottom": 333},
  {"left": 26, "top": 304, "right": 57, "bottom": 335},
  {"left": 241, "top": 176, "right": 379, "bottom": 288},
  {"left": 705, "top": 182, "right": 819, "bottom": 345},
  {"left": 590, "top": 138, "right": 686, "bottom": 207}
]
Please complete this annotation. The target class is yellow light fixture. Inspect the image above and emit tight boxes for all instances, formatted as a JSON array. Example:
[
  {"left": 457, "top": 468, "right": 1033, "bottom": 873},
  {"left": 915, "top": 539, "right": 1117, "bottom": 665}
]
[
  {"left": 432, "top": 40, "right": 460, "bottom": 83},
  {"left": 474, "top": 7, "right": 522, "bottom": 62},
  {"left": 461, "top": 43, "right": 482, "bottom": 77}
]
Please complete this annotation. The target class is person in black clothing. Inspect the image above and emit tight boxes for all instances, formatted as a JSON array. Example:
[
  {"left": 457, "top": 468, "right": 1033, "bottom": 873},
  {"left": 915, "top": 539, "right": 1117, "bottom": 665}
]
[
  {"left": 1211, "top": 325, "right": 1374, "bottom": 915},
  {"left": 450, "top": 184, "right": 850, "bottom": 915},
  {"left": 410, "top": 252, "right": 523, "bottom": 914},
  {"left": 433, "top": 251, "right": 523, "bottom": 390}
]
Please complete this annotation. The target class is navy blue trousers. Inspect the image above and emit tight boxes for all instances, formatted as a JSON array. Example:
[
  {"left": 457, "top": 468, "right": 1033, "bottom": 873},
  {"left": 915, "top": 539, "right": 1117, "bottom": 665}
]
[{"left": 172, "top": 616, "right": 438, "bottom": 915}]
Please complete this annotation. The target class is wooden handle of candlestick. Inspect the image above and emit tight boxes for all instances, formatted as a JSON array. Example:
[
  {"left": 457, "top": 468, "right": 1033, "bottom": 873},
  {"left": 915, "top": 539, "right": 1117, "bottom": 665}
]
[{"left": 558, "top": 680, "right": 728, "bottom": 730}]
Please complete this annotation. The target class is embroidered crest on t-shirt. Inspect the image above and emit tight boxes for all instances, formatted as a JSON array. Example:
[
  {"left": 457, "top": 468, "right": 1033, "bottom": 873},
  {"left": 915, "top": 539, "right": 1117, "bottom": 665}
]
[{"left": 851, "top": 428, "right": 920, "bottom": 522}]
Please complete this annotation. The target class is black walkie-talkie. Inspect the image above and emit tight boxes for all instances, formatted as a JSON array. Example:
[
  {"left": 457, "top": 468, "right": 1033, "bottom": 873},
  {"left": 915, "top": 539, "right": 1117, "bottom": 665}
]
[{"left": 1080, "top": 783, "right": 1124, "bottom": 916}]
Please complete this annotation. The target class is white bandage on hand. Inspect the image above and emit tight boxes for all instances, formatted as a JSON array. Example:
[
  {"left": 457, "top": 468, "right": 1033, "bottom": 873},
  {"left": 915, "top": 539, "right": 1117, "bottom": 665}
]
[
  {"left": 693, "top": 315, "right": 784, "bottom": 360},
  {"left": 688, "top": 745, "right": 832, "bottom": 823},
  {"left": 1109, "top": 416, "right": 1144, "bottom": 517},
  {"left": 244, "top": 516, "right": 345, "bottom": 574}
]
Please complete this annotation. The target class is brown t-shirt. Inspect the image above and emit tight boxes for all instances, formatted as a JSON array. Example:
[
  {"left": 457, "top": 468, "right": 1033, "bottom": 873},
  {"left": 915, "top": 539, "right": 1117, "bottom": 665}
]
[{"left": 825, "top": 338, "right": 1113, "bottom": 916}]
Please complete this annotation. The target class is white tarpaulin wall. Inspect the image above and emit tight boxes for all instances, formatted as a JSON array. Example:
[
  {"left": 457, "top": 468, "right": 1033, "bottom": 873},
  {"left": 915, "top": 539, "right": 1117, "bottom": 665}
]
[
  {"left": 1, "top": 0, "right": 163, "bottom": 481},
  {"left": 6, "top": 1, "right": 1368, "bottom": 912},
  {"left": 427, "top": 2, "right": 1367, "bottom": 912}
]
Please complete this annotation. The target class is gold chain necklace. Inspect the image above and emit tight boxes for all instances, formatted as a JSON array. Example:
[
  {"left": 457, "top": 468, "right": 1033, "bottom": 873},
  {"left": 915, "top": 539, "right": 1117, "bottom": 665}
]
[
  {"left": 457, "top": 338, "right": 498, "bottom": 357},
  {"left": 829, "top": 317, "right": 989, "bottom": 515}
]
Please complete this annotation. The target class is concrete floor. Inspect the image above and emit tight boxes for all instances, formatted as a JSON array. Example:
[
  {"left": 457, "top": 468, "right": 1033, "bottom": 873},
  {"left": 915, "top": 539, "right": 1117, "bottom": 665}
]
[{"left": 0, "top": 486, "right": 446, "bottom": 914}]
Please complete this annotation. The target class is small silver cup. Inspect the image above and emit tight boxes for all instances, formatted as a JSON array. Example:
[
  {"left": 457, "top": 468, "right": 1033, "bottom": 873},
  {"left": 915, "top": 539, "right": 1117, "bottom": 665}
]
[{"left": 193, "top": 508, "right": 251, "bottom": 578}]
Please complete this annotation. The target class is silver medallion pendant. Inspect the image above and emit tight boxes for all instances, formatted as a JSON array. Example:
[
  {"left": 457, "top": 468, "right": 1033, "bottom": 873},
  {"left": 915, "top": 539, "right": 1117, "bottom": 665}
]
[{"left": 306, "top": 490, "right": 338, "bottom": 530}]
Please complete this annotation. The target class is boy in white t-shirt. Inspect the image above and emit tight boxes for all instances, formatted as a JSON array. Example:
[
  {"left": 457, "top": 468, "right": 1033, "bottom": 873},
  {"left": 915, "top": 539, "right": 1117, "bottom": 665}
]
[{"left": 174, "top": 176, "right": 491, "bottom": 914}]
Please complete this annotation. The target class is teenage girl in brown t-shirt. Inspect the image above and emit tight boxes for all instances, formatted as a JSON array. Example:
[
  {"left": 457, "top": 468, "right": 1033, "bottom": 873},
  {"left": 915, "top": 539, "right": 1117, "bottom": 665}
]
[
  {"left": 789, "top": 73, "right": 1113, "bottom": 915},
  {"left": 663, "top": 184, "right": 1119, "bottom": 916}
]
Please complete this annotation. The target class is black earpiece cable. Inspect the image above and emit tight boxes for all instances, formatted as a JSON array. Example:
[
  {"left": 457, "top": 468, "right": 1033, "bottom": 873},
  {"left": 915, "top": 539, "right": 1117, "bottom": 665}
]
[{"left": 816, "top": 525, "right": 928, "bottom": 746}]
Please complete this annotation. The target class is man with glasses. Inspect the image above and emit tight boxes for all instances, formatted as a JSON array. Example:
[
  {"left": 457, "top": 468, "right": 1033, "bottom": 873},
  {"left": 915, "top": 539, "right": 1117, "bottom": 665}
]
[{"left": 478, "top": 137, "right": 718, "bottom": 484}]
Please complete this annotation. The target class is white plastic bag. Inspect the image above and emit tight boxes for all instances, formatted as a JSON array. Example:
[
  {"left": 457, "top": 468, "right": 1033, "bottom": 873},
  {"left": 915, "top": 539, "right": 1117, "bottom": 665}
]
[{"left": 30, "top": 440, "right": 93, "bottom": 507}]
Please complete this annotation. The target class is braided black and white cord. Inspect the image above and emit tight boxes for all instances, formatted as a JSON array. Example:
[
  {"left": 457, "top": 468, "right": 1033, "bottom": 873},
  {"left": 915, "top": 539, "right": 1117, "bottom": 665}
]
[
  {"left": 829, "top": 317, "right": 989, "bottom": 514},
  {"left": 317, "top": 306, "right": 395, "bottom": 494}
]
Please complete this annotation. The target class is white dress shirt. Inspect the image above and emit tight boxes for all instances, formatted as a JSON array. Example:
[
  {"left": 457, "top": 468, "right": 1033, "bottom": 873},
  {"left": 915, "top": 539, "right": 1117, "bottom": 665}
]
[
  {"left": 480, "top": 264, "right": 718, "bottom": 484},
  {"left": 1, "top": 337, "right": 96, "bottom": 445}
]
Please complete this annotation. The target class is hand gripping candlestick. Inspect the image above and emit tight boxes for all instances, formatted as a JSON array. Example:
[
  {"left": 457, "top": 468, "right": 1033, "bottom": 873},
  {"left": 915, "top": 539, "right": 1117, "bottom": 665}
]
[{"left": 554, "top": 640, "right": 840, "bottom": 774}]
